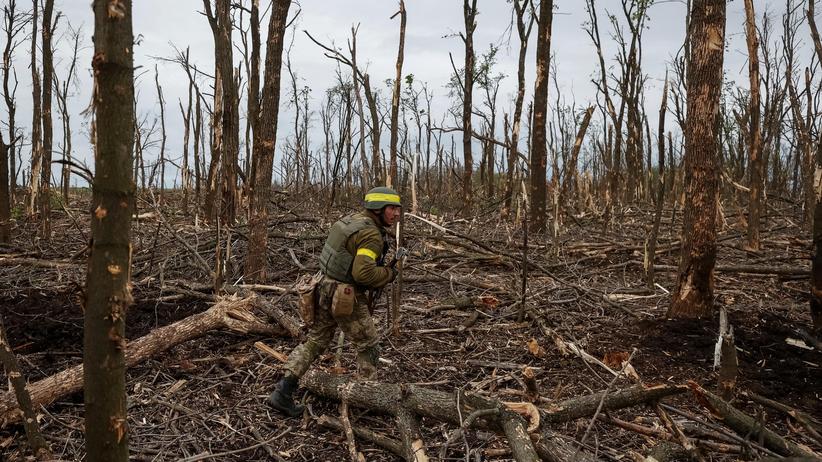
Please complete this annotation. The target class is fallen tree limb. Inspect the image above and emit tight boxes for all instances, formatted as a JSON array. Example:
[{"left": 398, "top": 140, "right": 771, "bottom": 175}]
[
  {"left": 741, "top": 391, "right": 822, "bottom": 443},
  {"left": 690, "top": 382, "right": 818, "bottom": 457},
  {"left": 0, "top": 296, "right": 281, "bottom": 425},
  {"left": 0, "top": 315, "right": 52, "bottom": 459},
  {"left": 540, "top": 383, "right": 688, "bottom": 424},
  {"left": 316, "top": 414, "right": 404, "bottom": 457},
  {"left": 630, "top": 261, "right": 810, "bottom": 277},
  {"left": 396, "top": 407, "right": 429, "bottom": 461}
]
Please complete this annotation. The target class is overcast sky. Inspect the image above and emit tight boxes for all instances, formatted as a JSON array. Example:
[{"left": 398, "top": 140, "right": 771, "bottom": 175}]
[{"left": 1, "top": 0, "right": 811, "bottom": 187}]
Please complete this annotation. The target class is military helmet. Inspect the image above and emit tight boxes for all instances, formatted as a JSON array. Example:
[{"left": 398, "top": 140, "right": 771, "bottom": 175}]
[{"left": 364, "top": 186, "right": 402, "bottom": 210}]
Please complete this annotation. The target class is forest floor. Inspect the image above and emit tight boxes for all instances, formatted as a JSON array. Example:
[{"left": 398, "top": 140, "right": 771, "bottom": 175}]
[{"left": 0, "top": 190, "right": 819, "bottom": 461}]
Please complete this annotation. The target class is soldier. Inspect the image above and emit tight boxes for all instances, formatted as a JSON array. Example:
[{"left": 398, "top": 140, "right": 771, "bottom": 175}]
[{"left": 268, "top": 186, "right": 402, "bottom": 417}]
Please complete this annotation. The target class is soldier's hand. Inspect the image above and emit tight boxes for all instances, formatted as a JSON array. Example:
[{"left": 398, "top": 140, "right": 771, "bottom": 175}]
[{"left": 389, "top": 266, "right": 399, "bottom": 282}]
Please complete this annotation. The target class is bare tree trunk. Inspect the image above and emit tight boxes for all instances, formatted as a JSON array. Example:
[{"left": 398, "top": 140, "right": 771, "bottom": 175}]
[
  {"left": 55, "top": 29, "right": 79, "bottom": 203},
  {"left": 194, "top": 88, "right": 202, "bottom": 213},
  {"left": 86, "top": 0, "right": 135, "bottom": 459},
  {"left": 245, "top": 0, "right": 291, "bottom": 282},
  {"left": 461, "top": 0, "right": 477, "bottom": 209},
  {"left": 2, "top": 1, "right": 21, "bottom": 207},
  {"left": 204, "top": 59, "right": 222, "bottom": 221},
  {"left": 503, "top": 0, "right": 534, "bottom": 217},
  {"left": 0, "top": 136, "right": 8, "bottom": 242},
  {"left": 562, "top": 106, "right": 594, "bottom": 208},
  {"left": 27, "top": 0, "right": 41, "bottom": 216},
  {"left": 388, "top": 1, "right": 406, "bottom": 187},
  {"left": 350, "top": 26, "right": 370, "bottom": 190},
  {"left": 364, "top": 74, "right": 382, "bottom": 185},
  {"left": 806, "top": 0, "right": 822, "bottom": 332},
  {"left": 744, "top": 0, "right": 763, "bottom": 251},
  {"left": 529, "top": 0, "right": 553, "bottom": 232},
  {"left": 668, "top": 0, "right": 726, "bottom": 319},
  {"left": 180, "top": 61, "right": 193, "bottom": 213},
  {"left": 38, "top": 0, "right": 54, "bottom": 239},
  {"left": 646, "top": 75, "right": 668, "bottom": 289},
  {"left": 204, "top": 0, "right": 239, "bottom": 224},
  {"left": 154, "top": 65, "right": 166, "bottom": 200},
  {"left": 246, "top": 0, "right": 260, "bottom": 194}
]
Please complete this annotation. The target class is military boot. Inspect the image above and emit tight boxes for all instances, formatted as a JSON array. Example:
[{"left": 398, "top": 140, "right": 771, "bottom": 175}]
[{"left": 267, "top": 374, "right": 304, "bottom": 417}]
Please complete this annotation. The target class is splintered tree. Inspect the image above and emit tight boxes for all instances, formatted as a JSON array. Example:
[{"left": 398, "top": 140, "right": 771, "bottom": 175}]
[
  {"left": 744, "top": 0, "right": 763, "bottom": 251},
  {"left": 38, "top": 0, "right": 54, "bottom": 239},
  {"left": 2, "top": 1, "right": 24, "bottom": 210},
  {"left": 0, "top": 132, "right": 8, "bottom": 243},
  {"left": 245, "top": 0, "right": 291, "bottom": 282},
  {"left": 27, "top": 0, "right": 41, "bottom": 216},
  {"left": 807, "top": 0, "right": 822, "bottom": 332},
  {"left": 203, "top": 0, "right": 240, "bottom": 224},
  {"left": 388, "top": 0, "right": 406, "bottom": 187},
  {"left": 502, "top": 0, "right": 534, "bottom": 216},
  {"left": 668, "top": 0, "right": 726, "bottom": 319},
  {"left": 85, "top": 0, "right": 134, "bottom": 460},
  {"left": 461, "top": 0, "right": 477, "bottom": 209},
  {"left": 529, "top": 0, "right": 553, "bottom": 232}
]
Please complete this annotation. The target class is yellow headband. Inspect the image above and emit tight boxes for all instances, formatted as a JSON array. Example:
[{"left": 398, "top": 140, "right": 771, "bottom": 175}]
[{"left": 365, "top": 192, "right": 401, "bottom": 203}]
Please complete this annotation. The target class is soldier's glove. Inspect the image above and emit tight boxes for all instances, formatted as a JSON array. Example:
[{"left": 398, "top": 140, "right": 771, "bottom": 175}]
[{"left": 389, "top": 266, "right": 399, "bottom": 282}]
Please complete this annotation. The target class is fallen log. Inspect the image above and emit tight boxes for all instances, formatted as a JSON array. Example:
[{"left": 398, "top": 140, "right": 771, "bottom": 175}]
[
  {"left": 690, "top": 382, "right": 817, "bottom": 458},
  {"left": 630, "top": 261, "right": 810, "bottom": 277},
  {"left": 253, "top": 296, "right": 302, "bottom": 338},
  {"left": 541, "top": 383, "right": 689, "bottom": 424},
  {"left": 302, "top": 371, "right": 686, "bottom": 461},
  {"left": 0, "top": 296, "right": 281, "bottom": 425}
]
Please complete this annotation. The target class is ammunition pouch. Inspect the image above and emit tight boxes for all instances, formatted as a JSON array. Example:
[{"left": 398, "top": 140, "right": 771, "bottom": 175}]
[{"left": 296, "top": 272, "right": 322, "bottom": 326}]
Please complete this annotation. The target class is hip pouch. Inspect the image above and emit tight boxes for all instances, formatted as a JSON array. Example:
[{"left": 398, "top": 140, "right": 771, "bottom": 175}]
[
  {"left": 331, "top": 283, "right": 356, "bottom": 318},
  {"left": 296, "top": 273, "right": 321, "bottom": 326}
]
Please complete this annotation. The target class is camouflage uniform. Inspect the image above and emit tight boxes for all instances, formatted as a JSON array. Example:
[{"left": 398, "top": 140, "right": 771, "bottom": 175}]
[{"left": 284, "top": 210, "right": 393, "bottom": 379}]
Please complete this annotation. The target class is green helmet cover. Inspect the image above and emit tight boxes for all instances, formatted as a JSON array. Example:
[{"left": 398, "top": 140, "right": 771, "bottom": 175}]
[{"left": 364, "top": 186, "right": 402, "bottom": 210}]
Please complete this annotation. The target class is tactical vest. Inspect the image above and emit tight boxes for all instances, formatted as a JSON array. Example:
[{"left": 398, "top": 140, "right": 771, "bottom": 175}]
[{"left": 319, "top": 214, "right": 381, "bottom": 284}]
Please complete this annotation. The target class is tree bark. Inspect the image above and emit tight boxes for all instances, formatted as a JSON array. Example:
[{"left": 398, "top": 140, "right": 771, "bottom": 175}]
[
  {"left": 529, "top": 0, "right": 553, "bottom": 232},
  {"left": 668, "top": 0, "right": 726, "bottom": 319},
  {"left": 245, "top": 0, "right": 291, "bottom": 282},
  {"left": 744, "top": 0, "right": 763, "bottom": 251},
  {"left": 85, "top": 1, "right": 135, "bottom": 459}
]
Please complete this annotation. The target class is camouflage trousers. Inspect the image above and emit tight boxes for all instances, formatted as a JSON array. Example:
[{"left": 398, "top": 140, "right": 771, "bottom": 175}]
[{"left": 284, "top": 277, "right": 379, "bottom": 379}]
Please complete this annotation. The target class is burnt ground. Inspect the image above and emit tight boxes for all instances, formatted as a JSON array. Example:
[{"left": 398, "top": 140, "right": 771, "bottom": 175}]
[{"left": 0, "top": 192, "right": 820, "bottom": 461}]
